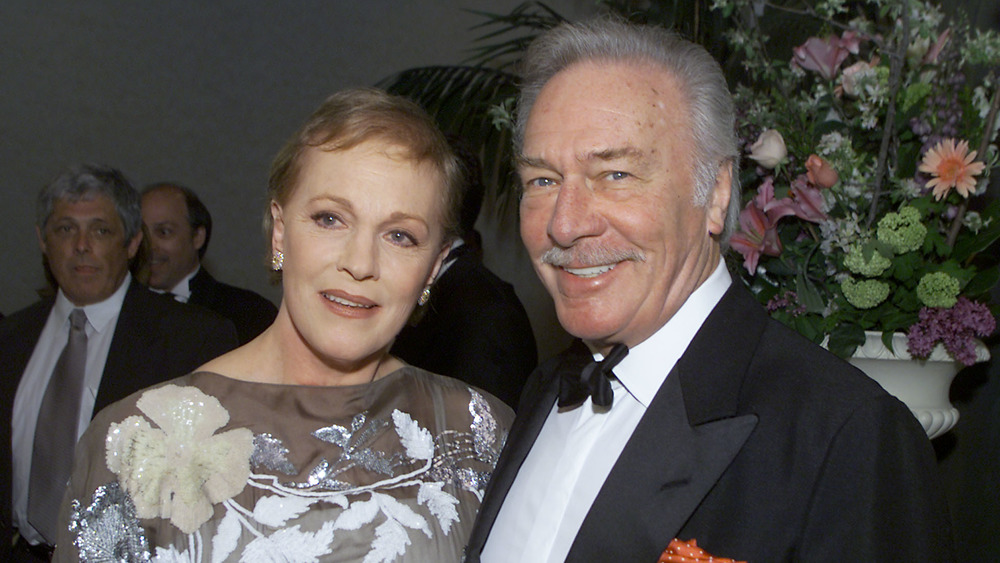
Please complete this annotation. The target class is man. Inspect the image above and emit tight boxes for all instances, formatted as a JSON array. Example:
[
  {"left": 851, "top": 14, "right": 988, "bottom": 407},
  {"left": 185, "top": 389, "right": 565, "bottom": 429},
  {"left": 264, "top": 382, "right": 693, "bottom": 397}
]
[
  {"left": 465, "top": 19, "right": 952, "bottom": 562},
  {"left": 141, "top": 182, "right": 277, "bottom": 344},
  {"left": 0, "top": 165, "right": 238, "bottom": 561},
  {"left": 392, "top": 138, "right": 537, "bottom": 408}
]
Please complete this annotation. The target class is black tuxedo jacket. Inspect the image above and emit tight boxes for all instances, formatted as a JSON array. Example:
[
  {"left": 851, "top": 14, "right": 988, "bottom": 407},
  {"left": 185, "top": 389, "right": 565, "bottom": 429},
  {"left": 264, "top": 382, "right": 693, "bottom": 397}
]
[
  {"left": 392, "top": 247, "right": 537, "bottom": 408},
  {"left": 0, "top": 280, "right": 238, "bottom": 559},
  {"left": 466, "top": 283, "right": 953, "bottom": 562},
  {"left": 187, "top": 268, "right": 277, "bottom": 345}
]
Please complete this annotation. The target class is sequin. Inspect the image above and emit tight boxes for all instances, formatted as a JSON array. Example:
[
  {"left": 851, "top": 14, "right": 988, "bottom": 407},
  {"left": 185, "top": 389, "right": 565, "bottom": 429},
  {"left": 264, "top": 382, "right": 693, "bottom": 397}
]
[
  {"left": 289, "top": 414, "right": 403, "bottom": 491},
  {"left": 469, "top": 389, "right": 500, "bottom": 466},
  {"left": 251, "top": 433, "right": 297, "bottom": 475},
  {"left": 69, "top": 482, "right": 150, "bottom": 563}
]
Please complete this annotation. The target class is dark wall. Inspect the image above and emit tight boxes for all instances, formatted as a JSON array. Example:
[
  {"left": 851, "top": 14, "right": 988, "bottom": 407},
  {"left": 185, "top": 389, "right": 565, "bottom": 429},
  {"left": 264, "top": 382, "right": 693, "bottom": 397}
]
[{"left": 0, "top": 0, "right": 591, "bottom": 356}]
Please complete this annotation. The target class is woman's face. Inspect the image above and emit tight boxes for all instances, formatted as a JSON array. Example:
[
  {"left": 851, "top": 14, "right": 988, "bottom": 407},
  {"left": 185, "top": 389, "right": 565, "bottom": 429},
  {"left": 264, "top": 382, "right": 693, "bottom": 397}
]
[{"left": 272, "top": 139, "right": 449, "bottom": 369}]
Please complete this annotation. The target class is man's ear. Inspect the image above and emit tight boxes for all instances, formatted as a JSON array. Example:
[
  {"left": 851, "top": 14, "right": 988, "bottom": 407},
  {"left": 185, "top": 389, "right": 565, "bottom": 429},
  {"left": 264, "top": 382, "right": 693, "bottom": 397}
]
[
  {"left": 707, "top": 161, "right": 733, "bottom": 236},
  {"left": 270, "top": 201, "right": 284, "bottom": 255},
  {"left": 36, "top": 226, "right": 47, "bottom": 256},
  {"left": 126, "top": 230, "right": 143, "bottom": 260},
  {"left": 193, "top": 226, "right": 207, "bottom": 252}
]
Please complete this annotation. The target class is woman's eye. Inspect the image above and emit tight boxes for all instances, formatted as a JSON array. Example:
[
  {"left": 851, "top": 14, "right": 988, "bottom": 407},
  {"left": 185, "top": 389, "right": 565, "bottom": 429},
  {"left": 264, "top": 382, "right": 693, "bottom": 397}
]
[
  {"left": 387, "top": 230, "right": 417, "bottom": 247},
  {"left": 313, "top": 212, "right": 341, "bottom": 228}
]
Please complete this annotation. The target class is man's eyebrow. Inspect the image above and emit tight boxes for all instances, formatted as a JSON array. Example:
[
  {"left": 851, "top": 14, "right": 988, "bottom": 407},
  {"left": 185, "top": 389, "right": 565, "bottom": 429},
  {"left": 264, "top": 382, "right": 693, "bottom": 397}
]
[
  {"left": 515, "top": 154, "right": 550, "bottom": 169},
  {"left": 516, "top": 147, "right": 646, "bottom": 168},
  {"left": 589, "top": 146, "right": 645, "bottom": 161}
]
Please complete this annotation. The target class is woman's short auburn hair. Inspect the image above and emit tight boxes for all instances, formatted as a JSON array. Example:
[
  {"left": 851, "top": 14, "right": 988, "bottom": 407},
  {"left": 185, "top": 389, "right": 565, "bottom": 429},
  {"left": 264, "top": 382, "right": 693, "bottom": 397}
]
[{"left": 265, "top": 88, "right": 463, "bottom": 241}]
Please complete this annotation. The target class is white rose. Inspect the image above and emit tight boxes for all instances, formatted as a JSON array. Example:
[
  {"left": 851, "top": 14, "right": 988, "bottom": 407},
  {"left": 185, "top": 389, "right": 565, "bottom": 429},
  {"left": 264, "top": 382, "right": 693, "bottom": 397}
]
[{"left": 749, "top": 129, "right": 787, "bottom": 169}]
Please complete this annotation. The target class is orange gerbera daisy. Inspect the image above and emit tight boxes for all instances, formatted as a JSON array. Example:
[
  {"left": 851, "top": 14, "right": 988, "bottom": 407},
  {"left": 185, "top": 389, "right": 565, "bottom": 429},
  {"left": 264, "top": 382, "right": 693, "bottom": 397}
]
[{"left": 918, "top": 138, "right": 986, "bottom": 200}]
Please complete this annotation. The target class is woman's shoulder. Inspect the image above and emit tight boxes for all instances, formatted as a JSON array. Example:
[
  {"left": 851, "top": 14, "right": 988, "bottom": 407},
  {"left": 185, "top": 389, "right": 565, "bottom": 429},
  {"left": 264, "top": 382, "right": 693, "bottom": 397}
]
[
  {"left": 85, "top": 372, "right": 231, "bottom": 441},
  {"left": 394, "top": 365, "right": 515, "bottom": 426}
]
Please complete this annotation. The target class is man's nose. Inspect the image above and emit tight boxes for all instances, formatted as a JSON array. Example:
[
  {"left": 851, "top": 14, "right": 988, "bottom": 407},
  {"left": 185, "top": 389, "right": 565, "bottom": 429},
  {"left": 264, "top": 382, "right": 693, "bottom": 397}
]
[
  {"left": 548, "top": 180, "right": 604, "bottom": 247},
  {"left": 73, "top": 231, "right": 92, "bottom": 254}
]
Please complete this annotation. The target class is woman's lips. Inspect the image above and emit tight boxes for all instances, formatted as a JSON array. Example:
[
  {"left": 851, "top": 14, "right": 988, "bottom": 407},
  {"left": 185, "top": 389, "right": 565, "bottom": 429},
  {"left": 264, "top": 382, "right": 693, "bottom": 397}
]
[{"left": 319, "top": 289, "right": 377, "bottom": 317}]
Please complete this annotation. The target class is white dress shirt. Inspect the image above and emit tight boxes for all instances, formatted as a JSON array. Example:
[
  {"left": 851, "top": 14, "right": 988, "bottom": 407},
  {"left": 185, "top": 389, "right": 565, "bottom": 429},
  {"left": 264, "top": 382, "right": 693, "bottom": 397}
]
[
  {"left": 161, "top": 265, "right": 199, "bottom": 302},
  {"left": 482, "top": 261, "right": 731, "bottom": 563},
  {"left": 11, "top": 274, "right": 131, "bottom": 544}
]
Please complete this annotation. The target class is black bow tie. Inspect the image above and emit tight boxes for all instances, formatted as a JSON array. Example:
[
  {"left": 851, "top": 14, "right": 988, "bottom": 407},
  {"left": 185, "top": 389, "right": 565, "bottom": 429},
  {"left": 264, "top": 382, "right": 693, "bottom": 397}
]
[{"left": 557, "top": 343, "right": 629, "bottom": 409}]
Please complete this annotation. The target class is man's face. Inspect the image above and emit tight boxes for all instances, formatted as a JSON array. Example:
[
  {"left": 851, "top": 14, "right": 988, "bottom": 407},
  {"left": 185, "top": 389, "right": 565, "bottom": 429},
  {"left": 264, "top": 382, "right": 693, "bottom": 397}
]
[
  {"left": 38, "top": 194, "right": 141, "bottom": 306},
  {"left": 518, "top": 60, "right": 730, "bottom": 352},
  {"left": 141, "top": 188, "right": 205, "bottom": 291}
]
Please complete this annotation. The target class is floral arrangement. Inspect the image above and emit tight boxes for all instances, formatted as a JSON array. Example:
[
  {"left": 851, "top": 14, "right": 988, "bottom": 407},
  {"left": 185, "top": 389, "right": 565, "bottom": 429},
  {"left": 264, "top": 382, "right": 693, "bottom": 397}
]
[{"left": 719, "top": 0, "right": 1000, "bottom": 362}]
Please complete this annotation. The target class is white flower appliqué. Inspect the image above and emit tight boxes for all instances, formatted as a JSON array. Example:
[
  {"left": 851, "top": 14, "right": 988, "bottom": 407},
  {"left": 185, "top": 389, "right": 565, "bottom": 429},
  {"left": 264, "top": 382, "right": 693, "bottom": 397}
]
[{"left": 105, "top": 384, "right": 254, "bottom": 534}]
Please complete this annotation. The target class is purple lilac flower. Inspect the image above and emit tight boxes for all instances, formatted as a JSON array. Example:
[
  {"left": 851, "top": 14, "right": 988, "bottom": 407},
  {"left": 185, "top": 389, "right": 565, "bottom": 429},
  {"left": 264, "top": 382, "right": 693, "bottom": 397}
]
[
  {"left": 906, "top": 297, "right": 996, "bottom": 365},
  {"left": 766, "top": 291, "right": 807, "bottom": 316}
]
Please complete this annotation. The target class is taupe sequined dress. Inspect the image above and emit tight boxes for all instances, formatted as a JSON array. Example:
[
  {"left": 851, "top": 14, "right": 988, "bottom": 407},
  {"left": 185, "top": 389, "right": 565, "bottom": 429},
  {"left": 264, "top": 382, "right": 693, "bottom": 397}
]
[{"left": 54, "top": 367, "right": 513, "bottom": 562}]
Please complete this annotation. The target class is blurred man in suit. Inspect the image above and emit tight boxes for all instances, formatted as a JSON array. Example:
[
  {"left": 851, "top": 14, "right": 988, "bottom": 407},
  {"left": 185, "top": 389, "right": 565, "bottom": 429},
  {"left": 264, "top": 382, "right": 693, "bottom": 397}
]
[
  {"left": 391, "top": 138, "right": 537, "bottom": 408},
  {"left": 0, "top": 165, "right": 238, "bottom": 561},
  {"left": 141, "top": 183, "right": 277, "bottom": 344}
]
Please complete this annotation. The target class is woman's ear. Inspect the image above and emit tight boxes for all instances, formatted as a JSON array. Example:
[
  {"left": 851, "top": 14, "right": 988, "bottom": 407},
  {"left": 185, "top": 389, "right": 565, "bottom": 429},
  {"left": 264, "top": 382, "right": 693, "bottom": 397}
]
[
  {"left": 270, "top": 201, "right": 285, "bottom": 255},
  {"left": 426, "top": 241, "right": 452, "bottom": 286}
]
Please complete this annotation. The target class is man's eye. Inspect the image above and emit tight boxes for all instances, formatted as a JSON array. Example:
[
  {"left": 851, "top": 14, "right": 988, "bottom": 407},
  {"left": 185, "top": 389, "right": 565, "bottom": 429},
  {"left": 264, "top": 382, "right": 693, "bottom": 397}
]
[
  {"left": 608, "top": 171, "right": 630, "bottom": 180},
  {"left": 526, "top": 177, "right": 557, "bottom": 189}
]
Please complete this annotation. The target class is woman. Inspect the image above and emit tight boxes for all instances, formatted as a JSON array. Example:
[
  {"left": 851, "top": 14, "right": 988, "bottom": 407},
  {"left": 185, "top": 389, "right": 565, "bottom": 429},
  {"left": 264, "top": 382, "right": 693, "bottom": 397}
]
[{"left": 54, "top": 89, "right": 514, "bottom": 562}]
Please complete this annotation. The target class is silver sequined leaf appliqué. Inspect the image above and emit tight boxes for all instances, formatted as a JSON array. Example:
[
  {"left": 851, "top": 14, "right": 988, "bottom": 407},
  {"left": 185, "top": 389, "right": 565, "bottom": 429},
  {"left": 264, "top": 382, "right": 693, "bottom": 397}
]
[
  {"left": 252, "top": 433, "right": 298, "bottom": 475},
  {"left": 69, "top": 481, "right": 151, "bottom": 563}
]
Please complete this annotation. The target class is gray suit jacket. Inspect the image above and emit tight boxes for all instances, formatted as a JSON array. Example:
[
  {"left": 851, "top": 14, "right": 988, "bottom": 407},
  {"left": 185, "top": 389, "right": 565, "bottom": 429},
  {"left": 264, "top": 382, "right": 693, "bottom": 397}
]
[{"left": 0, "top": 280, "right": 238, "bottom": 558}]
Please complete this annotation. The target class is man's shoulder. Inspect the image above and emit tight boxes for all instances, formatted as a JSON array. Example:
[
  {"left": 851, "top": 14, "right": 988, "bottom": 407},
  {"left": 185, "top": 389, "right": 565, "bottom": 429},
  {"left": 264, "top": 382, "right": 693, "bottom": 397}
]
[
  {"left": 122, "top": 281, "right": 237, "bottom": 334},
  {"left": 192, "top": 269, "right": 276, "bottom": 312},
  {"left": 0, "top": 298, "right": 52, "bottom": 341}
]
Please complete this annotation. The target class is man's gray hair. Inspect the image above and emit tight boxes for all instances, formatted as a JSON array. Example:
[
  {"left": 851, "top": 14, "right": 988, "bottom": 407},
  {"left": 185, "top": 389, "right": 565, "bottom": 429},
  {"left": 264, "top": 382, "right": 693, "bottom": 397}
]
[
  {"left": 515, "top": 18, "right": 742, "bottom": 244},
  {"left": 37, "top": 164, "right": 143, "bottom": 243}
]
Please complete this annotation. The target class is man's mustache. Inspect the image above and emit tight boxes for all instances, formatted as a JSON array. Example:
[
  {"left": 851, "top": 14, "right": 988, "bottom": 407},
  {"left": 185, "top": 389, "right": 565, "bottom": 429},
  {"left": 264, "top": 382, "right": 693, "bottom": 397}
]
[{"left": 541, "top": 246, "right": 645, "bottom": 267}]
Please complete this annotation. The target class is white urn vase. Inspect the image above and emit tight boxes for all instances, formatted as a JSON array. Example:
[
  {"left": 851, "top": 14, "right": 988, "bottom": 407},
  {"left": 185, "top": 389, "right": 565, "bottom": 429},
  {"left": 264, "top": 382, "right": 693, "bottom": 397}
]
[{"left": 848, "top": 331, "right": 990, "bottom": 439}]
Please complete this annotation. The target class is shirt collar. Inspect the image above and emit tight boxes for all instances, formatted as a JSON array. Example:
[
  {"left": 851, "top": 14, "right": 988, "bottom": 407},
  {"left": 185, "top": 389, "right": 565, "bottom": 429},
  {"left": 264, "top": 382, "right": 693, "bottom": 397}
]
[
  {"left": 54, "top": 272, "right": 132, "bottom": 335},
  {"left": 166, "top": 265, "right": 200, "bottom": 302},
  {"left": 606, "top": 260, "right": 732, "bottom": 407}
]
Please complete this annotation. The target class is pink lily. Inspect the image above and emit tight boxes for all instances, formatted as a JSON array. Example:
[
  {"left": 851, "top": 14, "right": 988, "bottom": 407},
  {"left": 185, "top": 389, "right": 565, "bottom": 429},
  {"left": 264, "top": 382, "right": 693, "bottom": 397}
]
[
  {"left": 731, "top": 200, "right": 783, "bottom": 273},
  {"left": 755, "top": 177, "right": 799, "bottom": 222},
  {"left": 924, "top": 29, "right": 951, "bottom": 65},
  {"left": 788, "top": 176, "right": 829, "bottom": 223},
  {"left": 792, "top": 34, "right": 852, "bottom": 81}
]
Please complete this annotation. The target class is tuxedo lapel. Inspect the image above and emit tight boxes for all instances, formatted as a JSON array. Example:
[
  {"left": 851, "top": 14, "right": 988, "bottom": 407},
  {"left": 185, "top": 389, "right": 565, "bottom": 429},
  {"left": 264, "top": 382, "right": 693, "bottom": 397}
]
[
  {"left": 567, "top": 367, "right": 757, "bottom": 561},
  {"left": 567, "top": 285, "right": 764, "bottom": 562}
]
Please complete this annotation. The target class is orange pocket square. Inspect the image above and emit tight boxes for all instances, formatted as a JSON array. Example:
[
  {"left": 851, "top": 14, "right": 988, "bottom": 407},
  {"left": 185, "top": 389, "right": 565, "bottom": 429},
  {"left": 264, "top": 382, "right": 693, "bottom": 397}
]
[{"left": 659, "top": 538, "right": 746, "bottom": 563}]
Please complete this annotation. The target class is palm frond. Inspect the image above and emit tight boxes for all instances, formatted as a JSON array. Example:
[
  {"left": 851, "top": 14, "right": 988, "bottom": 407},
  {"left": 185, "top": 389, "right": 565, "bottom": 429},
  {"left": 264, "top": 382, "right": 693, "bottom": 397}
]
[
  {"left": 462, "top": 2, "right": 568, "bottom": 68},
  {"left": 378, "top": 66, "right": 520, "bottom": 212}
]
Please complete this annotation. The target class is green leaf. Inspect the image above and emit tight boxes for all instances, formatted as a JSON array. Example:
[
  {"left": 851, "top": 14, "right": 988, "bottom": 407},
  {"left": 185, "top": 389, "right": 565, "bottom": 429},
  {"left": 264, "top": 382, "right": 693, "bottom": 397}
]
[
  {"left": 795, "top": 273, "right": 826, "bottom": 314},
  {"left": 952, "top": 212, "right": 1000, "bottom": 260},
  {"left": 965, "top": 267, "right": 1000, "bottom": 297},
  {"left": 827, "top": 323, "right": 865, "bottom": 358}
]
